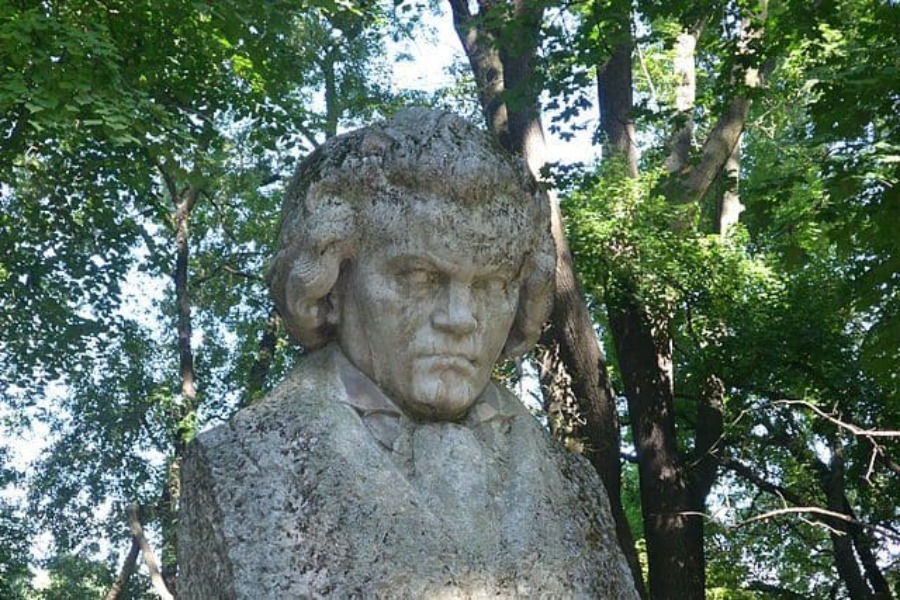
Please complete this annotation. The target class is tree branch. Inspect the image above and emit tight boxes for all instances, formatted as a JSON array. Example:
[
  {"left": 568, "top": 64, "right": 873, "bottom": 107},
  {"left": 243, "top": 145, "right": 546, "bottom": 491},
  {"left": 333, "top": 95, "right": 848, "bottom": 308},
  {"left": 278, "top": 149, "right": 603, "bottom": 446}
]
[
  {"left": 127, "top": 505, "right": 174, "bottom": 600},
  {"left": 103, "top": 536, "right": 140, "bottom": 600},
  {"left": 721, "top": 456, "right": 812, "bottom": 510},
  {"left": 720, "top": 457, "right": 900, "bottom": 542},
  {"left": 193, "top": 261, "right": 267, "bottom": 287},
  {"left": 877, "top": 451, "right": 900, "bottom": 477},
  {"left": 774, "top": 399, "right": 900, "bottom": 438},
  {"left": 738, "top": 505, "right": 873, "bottom": 535},
  {"left": 664, "top": 2, "right": 769, "bottom": 207},
  {"left": 662, "top": 30, "right": 696, "bottom": 173},
  {"left": 146, "top": 152, "right": 180, "bottom": 207},
  {"left": 668, "top": 94, "right": 751, "bottom": 205}
]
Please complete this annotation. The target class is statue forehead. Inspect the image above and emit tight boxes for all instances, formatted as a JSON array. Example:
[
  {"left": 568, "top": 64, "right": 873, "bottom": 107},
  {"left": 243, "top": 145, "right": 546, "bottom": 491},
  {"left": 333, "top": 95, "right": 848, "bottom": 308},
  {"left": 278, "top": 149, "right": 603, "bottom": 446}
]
[{"left": 360, "top": 192, "right": 534, "bottom": 266}]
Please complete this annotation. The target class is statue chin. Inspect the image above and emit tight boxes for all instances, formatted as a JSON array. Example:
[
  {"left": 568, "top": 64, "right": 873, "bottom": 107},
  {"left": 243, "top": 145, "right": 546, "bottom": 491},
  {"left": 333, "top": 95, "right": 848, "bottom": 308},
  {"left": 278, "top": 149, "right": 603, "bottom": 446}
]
[{"left": 401, "top": 373, "right": 482, "bottom": 421}]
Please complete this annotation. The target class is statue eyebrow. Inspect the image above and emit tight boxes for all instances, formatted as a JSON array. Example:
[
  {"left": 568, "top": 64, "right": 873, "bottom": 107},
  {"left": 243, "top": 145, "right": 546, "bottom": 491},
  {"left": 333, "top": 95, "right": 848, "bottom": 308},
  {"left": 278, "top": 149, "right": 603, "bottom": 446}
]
[
  {"left": 385, "top": 254, "right": 438, "bottom": 271},
  {"left": 388, "top": 252, "right": 516, "bottom": 283}
]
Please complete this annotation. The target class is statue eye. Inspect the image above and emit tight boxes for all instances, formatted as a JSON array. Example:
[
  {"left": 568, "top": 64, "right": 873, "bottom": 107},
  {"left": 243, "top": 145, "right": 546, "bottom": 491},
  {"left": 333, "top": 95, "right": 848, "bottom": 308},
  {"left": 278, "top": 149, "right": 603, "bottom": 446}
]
[
  {"left": 474, "top": 276, "right": 508, "bottom": 295},
  {"left": 401, "top": 268, "right": 440, "bottom": 287}
]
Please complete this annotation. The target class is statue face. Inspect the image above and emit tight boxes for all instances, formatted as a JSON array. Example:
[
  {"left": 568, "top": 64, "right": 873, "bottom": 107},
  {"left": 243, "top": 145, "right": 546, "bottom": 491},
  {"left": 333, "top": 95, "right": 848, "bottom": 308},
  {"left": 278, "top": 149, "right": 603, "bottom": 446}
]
[{"left": 333, "top": 196, "right": 523, "bottom": 420}]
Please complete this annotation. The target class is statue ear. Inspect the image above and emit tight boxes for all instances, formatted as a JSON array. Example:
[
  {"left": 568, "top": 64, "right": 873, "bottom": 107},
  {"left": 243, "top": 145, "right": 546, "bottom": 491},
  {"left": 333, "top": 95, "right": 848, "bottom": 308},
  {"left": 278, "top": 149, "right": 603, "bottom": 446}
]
[
  {"left": 324, "top": 287, "right": 341, "bottom": 327},
  {"left": 324, "top": 258, "right": 353, "bottom": 328}
]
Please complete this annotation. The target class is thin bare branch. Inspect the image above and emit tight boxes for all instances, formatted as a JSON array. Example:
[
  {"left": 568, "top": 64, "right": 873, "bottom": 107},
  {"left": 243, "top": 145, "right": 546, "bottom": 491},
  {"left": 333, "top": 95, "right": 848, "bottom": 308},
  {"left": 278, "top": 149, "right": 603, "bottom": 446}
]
[
  {"left": 634, "top": 42, "right": 658, "bottom": 107},
  {"left": 193, "top": 260, "right": 267, "bottom": 286},
  {"left": 103, "top": 536, "right": 140, "bottom": 600},
  {"left": 296, "top": 124, "right": 320, "bottom": 150},
  {"left": 774, "top": 400, "right": 900, "bottom": 438},
  {"left": 737, "top": 507, "right": 860, "bottom": 535},
  {"left": 721, "top": 457, "right": 900, "bottom": 542},
  {"left": 127, "top": 505, "right": 174, "bottom": 600},
  {"left": 745, "top": 580, "right": 811, "bottom": 599}
]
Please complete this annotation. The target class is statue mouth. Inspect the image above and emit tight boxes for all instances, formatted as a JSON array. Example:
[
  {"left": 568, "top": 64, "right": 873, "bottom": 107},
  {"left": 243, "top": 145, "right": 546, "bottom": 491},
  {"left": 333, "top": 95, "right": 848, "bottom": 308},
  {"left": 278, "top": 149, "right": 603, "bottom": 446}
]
[{"left": 417, "top": 354, "right": 478, "bottom": 371}]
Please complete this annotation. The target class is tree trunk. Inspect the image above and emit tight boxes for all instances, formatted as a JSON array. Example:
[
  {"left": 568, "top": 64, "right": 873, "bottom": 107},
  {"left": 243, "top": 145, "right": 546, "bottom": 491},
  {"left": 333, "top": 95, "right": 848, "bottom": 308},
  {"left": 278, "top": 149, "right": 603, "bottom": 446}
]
[
  {"left": 826, "top": 440, "right": 873, "bottom": 600},
  {"left": 608, "top": 296, "right": 705, "bottom": 600},
  {"left": 448, "top": 1, "right": 645, "bottom": 595},
  {"left": 847, "top": 502, "right": 894, "bottom": 599},
  {"left": 597, "top": 10, "right": 711, "bottom": 597},
  {"left": 170, "top": 184, "right": 200, "bottom": 487},
  {"left": 321, "top": 47, "right": 340, "bottom": 138},
  {"left": 693, "top": 375, "right": 724, "bottom": 505},
  {"left": 448, "top": 0, "right": 508, "bottom": 143},
  {"left": 609, "top": 12, "right": 766, "bottom": 592},
  {"left": 243, "top": 308, "right": 280, "bottom": 407},
  {"left": 664, "top": 30, "right": 698, "bottom": 174},
  {"left": 598, "top": 39, "right": 638, "bottom": 176},
  {"left": 166, "top": 177, "right": 201, "bottom": 597},
  {"left": 497, "top": 0, "right": 546, "bottom": 174},
  {"left": 540, "top": 199, "right": 645, "bottom": 595},
  {"left": 174, "top": 186, "right": 200, "bottom": 427}
]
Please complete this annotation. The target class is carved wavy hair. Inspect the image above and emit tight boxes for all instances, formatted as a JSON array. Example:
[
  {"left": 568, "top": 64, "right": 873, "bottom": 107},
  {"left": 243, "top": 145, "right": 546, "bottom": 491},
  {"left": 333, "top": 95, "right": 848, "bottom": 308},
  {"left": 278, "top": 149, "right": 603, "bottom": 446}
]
[{"left": 267, "top": 108, "right": 556, "bottom": 359}]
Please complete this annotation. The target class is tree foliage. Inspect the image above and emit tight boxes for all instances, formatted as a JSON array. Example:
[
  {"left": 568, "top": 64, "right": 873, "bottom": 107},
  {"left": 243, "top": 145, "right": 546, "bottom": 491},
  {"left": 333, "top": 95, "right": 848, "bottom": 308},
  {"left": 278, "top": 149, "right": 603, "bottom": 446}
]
[
  {"left": 1, "top": 0, "right": 897, "bottom": 597},
  {"left": 1, "top": 0, "right": 412, "bottom": 594},
  {"left": 551, "top": 0, "right": 898, "bottom": 596}
]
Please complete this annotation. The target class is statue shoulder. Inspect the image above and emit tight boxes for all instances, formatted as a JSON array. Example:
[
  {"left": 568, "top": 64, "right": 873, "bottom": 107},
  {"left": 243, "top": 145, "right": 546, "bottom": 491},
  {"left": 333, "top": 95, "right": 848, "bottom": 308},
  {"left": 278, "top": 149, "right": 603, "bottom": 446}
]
[
  {"left": 191, "top": 346, "right": 344, "bottom": 451},
  {"left": 480, "top": 381, "right": 613, "bottom": 508}
]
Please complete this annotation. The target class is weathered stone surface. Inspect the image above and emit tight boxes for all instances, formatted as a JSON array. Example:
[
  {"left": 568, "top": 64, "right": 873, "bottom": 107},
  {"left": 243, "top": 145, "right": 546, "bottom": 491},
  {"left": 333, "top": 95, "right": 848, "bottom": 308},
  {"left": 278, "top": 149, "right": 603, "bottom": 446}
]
[
  {"left": 178, "top": 108, "right": 639, "bottom": 598},
  {"left": 180, "top": 345, "right": 638, "bottom": 598}
]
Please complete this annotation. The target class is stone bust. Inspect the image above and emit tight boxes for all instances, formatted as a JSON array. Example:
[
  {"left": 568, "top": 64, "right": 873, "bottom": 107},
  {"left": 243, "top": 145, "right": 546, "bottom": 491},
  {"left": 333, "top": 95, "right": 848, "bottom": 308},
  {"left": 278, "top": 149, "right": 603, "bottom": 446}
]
[{"left": 178, "top": 108, "right": 639, "bottom": 599}]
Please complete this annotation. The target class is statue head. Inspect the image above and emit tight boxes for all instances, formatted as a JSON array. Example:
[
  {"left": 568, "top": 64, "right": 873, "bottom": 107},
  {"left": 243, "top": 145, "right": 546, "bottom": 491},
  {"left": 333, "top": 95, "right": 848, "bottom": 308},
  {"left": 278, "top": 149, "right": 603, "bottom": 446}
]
[{"left": 268, "top": 108, "right": 556, "bottom": 420}]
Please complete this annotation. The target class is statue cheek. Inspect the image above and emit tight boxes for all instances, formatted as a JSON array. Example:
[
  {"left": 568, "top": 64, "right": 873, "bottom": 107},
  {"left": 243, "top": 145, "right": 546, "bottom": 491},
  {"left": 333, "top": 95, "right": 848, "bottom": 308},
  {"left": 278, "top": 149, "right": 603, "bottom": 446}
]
[{"left": 483, "top": 293, "right": 517, "bottom": 321}]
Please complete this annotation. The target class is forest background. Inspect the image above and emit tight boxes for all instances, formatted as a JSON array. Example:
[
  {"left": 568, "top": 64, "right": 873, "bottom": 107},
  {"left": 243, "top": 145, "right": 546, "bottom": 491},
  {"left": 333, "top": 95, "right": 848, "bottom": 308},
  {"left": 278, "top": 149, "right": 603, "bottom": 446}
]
[{"left": 1, "top": 0, "right": 898, "bottom": 598}]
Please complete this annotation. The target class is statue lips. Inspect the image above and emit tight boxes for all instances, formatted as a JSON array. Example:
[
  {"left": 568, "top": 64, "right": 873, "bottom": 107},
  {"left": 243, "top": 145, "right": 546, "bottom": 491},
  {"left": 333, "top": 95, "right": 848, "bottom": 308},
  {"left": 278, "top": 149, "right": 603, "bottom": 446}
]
[{"left": 417, "top": 353, "right": 478, "bottom": 374}]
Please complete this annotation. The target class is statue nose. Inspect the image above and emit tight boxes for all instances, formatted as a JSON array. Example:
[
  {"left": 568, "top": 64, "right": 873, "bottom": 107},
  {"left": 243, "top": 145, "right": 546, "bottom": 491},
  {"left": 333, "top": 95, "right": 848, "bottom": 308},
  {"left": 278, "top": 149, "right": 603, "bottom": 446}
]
[{"left": 431, "top": 282, "right": 478, "bottom": 334}]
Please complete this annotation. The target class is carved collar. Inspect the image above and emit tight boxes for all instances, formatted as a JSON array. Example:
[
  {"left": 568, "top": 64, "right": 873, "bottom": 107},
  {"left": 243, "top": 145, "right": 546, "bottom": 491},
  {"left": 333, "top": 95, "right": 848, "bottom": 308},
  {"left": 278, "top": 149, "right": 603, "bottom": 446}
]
[{"left": 329, "top": 344, "right": 524, "bottom": 449}]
